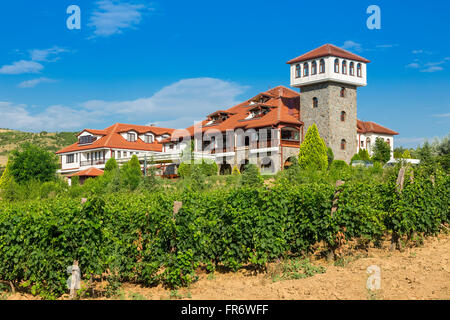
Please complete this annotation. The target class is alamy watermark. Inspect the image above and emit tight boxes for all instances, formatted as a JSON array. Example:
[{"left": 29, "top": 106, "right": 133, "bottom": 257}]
[
  {"left": 366, "top": 265, "right": 381, "bottom": 290},
  {"left": 367, "top": 5, "right": 381, "bottom": 30}
]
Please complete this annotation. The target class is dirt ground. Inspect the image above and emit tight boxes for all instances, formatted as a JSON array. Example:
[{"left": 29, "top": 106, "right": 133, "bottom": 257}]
[{"left": 5, "top": 233, "right": 450, "bottom": 300}]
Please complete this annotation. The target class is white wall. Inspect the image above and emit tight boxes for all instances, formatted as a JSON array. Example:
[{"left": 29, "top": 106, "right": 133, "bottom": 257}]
[
  {"left": 290, "top": 56, "right": 367, "bottom": 88},
  {"left": 358, "top": 133, "right": 395, "bottom": 159}
]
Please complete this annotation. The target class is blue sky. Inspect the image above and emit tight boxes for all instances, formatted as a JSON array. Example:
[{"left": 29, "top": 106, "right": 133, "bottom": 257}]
[{"left": 0, "top": 0, "right": 449, "bottom": 148}]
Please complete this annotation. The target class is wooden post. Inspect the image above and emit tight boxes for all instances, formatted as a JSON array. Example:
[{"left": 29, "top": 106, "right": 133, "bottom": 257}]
[
  {"left": 69, "top": 260, "right": 80, "bottom": 300},
  {"left": 396, "top": 167, "right": 406, "bottom": 193}
]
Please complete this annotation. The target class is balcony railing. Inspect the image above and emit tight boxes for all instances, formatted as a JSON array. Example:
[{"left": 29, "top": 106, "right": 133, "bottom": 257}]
[
  {"left": 80, "top": 159, "right": 106, "bottom": 167},
  {"left": 250, "top": 139, "right": 279, "bottom": 150}
]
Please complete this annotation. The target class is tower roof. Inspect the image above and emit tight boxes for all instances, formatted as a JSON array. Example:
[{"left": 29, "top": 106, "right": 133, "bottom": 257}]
[{"left": 287, "top": 44, "right": 371, "bottom": 64}]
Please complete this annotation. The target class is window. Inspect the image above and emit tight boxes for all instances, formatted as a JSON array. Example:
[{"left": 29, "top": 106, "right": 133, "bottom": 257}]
[
  {"left": 79, "top": 135, "right": 94, "bottom": 145},
  {"left": 342, "top": 60, "right": 347, "bottom": 74},
  {"left": 295, "top": 64, "right": 301, "bottom": 78},
  {"left": 311, "top": 61, "right": 317, "bottom": 75},
  {"left": 319, "top": 59, "right": 325, "bottom": 73},
  {"left": 313, "top": 97, "right": 318, "bottom": 108},
  {"left": 334, "top": 59, "right": 339, "bottom": 73},
  {"left": 303, "top": 62, "right": 309, "bottom": 76},
  {"left": 340, "top": 87, "right": 346, "bottom": 97},
  {"left": 349, "top": 62, "right": 355, "bottom": 76},
  {"left": 357, "top": 63, "right": 362, "bottom": 77},
  {"left": 281, "top": 129, "right": 299, "bottom": 141},
  {"left": 127, "top": 132, "right": 136, "bottom": 142},
  {"left": 386, "top": 139, "right": 390, "bottom": 145},
  {"left": 118, "top": 151, "right": 121, "bottom": 158},
  {"left": 340, "top": 111, "right": 346, "bottom": 122},
  {"left": 361, "top": 141, "right": 364, "bottom": 148},
  {"left": 144, "top": 134, "right": 153, "bottom": 143},
  {"left": 67, "top": 154, "right": 75, "bottom": 163},
  {"left": 341, "top": 139, "right": 346, "bottom": 150}
]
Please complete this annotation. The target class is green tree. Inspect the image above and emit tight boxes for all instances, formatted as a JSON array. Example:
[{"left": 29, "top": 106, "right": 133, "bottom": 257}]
[
  {"left": 239, "top": 164, "right": 264, "bottom": 188},
  {"left": 372, "top": 138, "right": 391, "bottom": 163},
  {"left": 298, "top": 124, "right": 328, "bottom": 171},
  {"left": 417, "top": 141, "right": 435, "bottom": 165},
  {"left": 358, "top": 148, "right": 371, "bottom": 161},
  {"left": 326, "top": 147, "right": 334, "bottom": 168},
  {"left": 0, "top": 160, "right": 13, "bottom": 189},
  {"left": 8, "top": 142, "right": 59, "bottom": 184},
  {"left": 104, "top": 157, "right": 118, "bottom": 172},
  {"left": 401, "top": 150, "right": 411, "bottom": 159},
  {"left": 121, "top": 155, "right": 142, "bottom": 190}
]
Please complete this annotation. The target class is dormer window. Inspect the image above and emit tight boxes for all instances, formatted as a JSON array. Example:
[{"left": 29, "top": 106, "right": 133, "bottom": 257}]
[
  {"left": 79, "top": 135, "right": 95, "bottom": 145},
  {"left": 127, "top": 132, "right": 136, "bottom": 142},
  {"left": 144, "top": 134, "right": 153, "bottom": 143}
]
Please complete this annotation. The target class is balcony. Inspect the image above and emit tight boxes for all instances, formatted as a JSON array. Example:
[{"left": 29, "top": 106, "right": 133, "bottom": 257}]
[{"left": 80, "top": 159, "right": 106, "bottom": 167}]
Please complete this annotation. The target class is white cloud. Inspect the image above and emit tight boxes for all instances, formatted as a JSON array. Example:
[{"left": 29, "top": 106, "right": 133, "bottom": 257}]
[
  {"left": 0, "top": 78, "right": 248, "bottom": 132},
  {"left": 29, "top": 46, "right": 68, "bottom": 62},
  {"left": 433, "top": 113, "right": 450, "bottom": 118},
  {"left": 18, "top": 77, "right": 57, "bottom": 88},
  {"left": 88, "top": 0, "right": 152, "bottom": 37},
  {"left": 406, "top": 62, "right": 420, "bottom": 69},
  {"left": 420, "top": 66, "right": 443, "bottom": 73},
  {"left": 341, "top": 40, "right": 363, "bottom": 52},
  {"left": 376, "top": 44, "right": 398, "bottom": 49},
  {"left": 0, "top": 60, "right": 43, "bottom": 75}
]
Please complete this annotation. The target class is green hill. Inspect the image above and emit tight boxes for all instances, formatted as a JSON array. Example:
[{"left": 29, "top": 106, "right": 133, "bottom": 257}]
[{"left": 0, "top": 129, "right": 78, "bottom": 167}]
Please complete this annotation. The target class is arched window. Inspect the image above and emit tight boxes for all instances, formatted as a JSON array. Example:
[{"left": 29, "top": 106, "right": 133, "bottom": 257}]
[
  {"left": 342, "top": 60, "right": 347, "bottom": 74},
  {"left": 341, "top": 139, "right": 346, "bottom": 150},
  {"left": 313, "top": 97, "right": 318, "bottom": 108},
  {"left": 386, "top": 138, "right": 390, "bottom": 145},
  {"left": 319, "top": 59, "right": 325, "bottom": 73},
  {"left": 303, "top": 62, "right": 309, "bottom": 76},
  {"left": 349, "top": 62, "right": 355, "bottom": 76},
  {"left": 340, "top": 111, "right": 346, "bottom": 122},
  {"left": 295, "top": 64, "right": 301, "bottom": 78},
  {"left": 334, "top": 59, "right": 339, "bottom": 73},
  {"left": 311, "top": 61, "right": 317, "bottom": 75},
  {"left": 357, "top": 63, "right": 362, "bottom": 77},
  {"left": 340, "top": 87, "right": 346, "bottom": 97}
]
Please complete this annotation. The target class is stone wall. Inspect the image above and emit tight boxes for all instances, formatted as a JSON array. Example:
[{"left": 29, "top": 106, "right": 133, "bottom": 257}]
[{"left": 300, "top": 81, "right": 357, "bottom": 163}]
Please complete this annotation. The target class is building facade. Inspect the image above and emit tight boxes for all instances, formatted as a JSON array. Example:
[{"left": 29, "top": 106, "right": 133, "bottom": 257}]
[{"left": 56, "top": 43, "right": 399, "bottom": 176}]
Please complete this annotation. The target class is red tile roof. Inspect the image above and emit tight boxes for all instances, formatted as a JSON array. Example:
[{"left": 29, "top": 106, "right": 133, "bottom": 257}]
[
  {"left": 287, "top": 44, "right": 371, "bottom": 64},
  {"left": 69, "top": 167, "right": 104, "bottom": 177},
  {"left": 357, "top": 120, "right": 399, "bottom": 135},
  {"left": 56, "top": 123, "right": 175, "bottom": 154},
  {"left": 179, "top": 86, "right": 302, "bottom": 137}
]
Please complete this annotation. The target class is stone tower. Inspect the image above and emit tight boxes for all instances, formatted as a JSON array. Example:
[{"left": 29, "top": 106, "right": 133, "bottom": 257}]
[{"left": 287, "top": 44, "right": 370, "bottom": 163}]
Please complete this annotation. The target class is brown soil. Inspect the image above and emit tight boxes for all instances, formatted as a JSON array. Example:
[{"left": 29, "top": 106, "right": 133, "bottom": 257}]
[{"left": 4, "top": 233, "right": 450, "bottom": 300}]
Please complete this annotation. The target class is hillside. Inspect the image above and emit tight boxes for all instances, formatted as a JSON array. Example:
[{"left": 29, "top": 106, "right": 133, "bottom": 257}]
[{"left": 0, "top": 129, "right": 78, "bottom": 166}]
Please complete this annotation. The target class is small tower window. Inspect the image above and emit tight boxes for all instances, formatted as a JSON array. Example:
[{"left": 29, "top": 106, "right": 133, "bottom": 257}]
[
  {"left": 295, "top": 64, "right": 301, "bottom": 78},
  {"left": 319, "top": 59, "right": 325, "bottom": 73},
  {"left": 349, "top": 62, "right": 355, "bottom": 76},
  {"left": 303, "top": 62, "right": 309, "bottom": 76},
  {"left": 311, "top": 61, "right": 317, "bottom": 75},
  {"left": 357, "top": 63, "right": 362, "bottom": 77},
  {"left": 341, "top": 139, "right": 346, "bottom": 150},
  {"left": 342, "top": 61, "right": 347, "bottom": 74},
  {"left": 334, "top": 59, "right": 339, "bottom": 73},
  {"left": 340, "top": 87, "right": 346, "bottom": 97},
  {"left": 312, "top": 97, "right": 318, "bottom": 108},
  {"left": 340, "top": 111, "right": 346, "bottom": 122}
]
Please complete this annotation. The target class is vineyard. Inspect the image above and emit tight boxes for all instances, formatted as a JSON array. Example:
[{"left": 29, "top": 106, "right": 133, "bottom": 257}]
[{"left": 0, "top": 166, "right": 448, "bottom": 299}]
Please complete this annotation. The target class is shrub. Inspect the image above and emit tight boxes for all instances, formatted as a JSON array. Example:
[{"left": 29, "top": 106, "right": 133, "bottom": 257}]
[
  {"left": 327, "top": 147, "right": 334, "bottom": 168},
  {"left": 239, "top": 164, "right": 264, "bottom": 188},
  {"left": 104, "top": 157, "right": 118, "bottom": 172},
  {"left": 298, "top": 124, "right": 328, "bottom": 171},
  {"left": 372, "top": 138, "right": 391, "bottom": 163}
]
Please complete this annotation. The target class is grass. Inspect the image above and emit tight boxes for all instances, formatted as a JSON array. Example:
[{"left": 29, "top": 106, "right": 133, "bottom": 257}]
[{"left": 269, "top": 258, "right": 326, "bottom": 282}]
